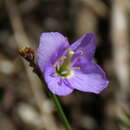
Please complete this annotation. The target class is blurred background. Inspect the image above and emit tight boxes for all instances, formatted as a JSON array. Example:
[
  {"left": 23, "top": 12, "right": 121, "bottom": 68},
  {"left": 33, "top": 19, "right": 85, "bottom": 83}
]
[{"left": 0, "top": 0, "right": 130, "bottom": 130}]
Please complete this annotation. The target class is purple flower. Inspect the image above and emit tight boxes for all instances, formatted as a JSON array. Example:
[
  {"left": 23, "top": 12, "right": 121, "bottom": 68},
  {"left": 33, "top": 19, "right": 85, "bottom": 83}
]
[{"left": 37, "top": 32, "right": 109, "bottom": 96}]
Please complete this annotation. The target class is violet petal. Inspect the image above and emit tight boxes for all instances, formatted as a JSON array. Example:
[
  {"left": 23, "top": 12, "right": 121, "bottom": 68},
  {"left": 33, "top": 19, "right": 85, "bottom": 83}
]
[
  {"left": 37, "top": 32, "right": 69, "bottom": 72},
  {"left": 70, "top": 33, "right": 96, "bottom": 61},
  {"left": 68, "top": 66, "right": 109, "bottom": 94}
]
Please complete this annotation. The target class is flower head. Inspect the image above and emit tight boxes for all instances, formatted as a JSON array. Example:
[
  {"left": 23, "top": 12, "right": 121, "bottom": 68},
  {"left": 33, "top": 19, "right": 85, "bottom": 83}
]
[{"left": 37, "top": 32, "right": 109, "bottom": 96}]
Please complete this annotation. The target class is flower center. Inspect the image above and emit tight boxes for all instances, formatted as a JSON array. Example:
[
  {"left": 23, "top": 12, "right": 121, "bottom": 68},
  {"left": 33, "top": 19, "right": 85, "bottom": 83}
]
[
  {"left": 54, "top": 48, "right": 74, "bottom": 77},
  {"left": 54, "top": 48, "right": 83, "bottom": 78}
]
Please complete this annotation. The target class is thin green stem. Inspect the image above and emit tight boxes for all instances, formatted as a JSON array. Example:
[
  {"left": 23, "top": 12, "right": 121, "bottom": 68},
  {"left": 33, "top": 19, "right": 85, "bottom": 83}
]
[{"left": 49, "top": 92, "right": 72, "bottom": 130}]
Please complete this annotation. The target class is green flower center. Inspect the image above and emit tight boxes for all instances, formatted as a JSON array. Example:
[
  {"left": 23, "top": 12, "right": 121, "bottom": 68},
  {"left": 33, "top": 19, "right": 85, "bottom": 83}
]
[{"left": 54, "top": 48, "right": 74, "bottom": 78}]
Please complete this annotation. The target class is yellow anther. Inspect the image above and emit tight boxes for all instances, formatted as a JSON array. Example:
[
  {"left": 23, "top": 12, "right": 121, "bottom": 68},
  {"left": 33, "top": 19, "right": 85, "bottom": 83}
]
[
  {"left": 58, "top": 56, "right": 67, "bottom": 61},
  {"left": 69, "top": 50, "right": 74, "bottom": 55},
  {"left": 65, "top": 48, "right": 74, "bottom": 57},
  {"left": 74, "top": 67, "right": 80, "bottom": 70}
]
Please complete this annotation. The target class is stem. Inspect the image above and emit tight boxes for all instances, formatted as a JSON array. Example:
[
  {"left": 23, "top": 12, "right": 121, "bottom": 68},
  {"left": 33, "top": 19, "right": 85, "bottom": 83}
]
[{"left": 49, "top": 92, "right": 72, "bottom": 130}]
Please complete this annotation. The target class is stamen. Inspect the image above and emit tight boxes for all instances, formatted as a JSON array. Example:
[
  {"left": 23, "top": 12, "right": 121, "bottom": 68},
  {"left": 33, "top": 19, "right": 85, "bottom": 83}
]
[
  {"left": 67, "top": 48, "right": 74, "bottom": 57},
  {"left": 73, "top": 67, "right": 80, "bottom": 70},
  {"left": 68, "top": 50, "right": 74, "bottom": 56},
  {"left": 59, "top": 56, "right": 67, "bottom": 61}
]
